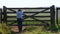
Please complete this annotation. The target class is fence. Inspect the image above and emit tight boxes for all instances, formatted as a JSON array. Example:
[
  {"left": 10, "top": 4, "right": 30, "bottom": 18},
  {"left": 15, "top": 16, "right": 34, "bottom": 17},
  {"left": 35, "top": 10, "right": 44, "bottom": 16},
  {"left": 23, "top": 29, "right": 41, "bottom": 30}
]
[
  {"left": 2, "top": 5, "right": 58, "bottom": 33},
  {"left": 3, "top": 6, "right": 50, "bottom": 26},
  {"left": 0, "top": 5, "right": 59, "bottom": 34}
]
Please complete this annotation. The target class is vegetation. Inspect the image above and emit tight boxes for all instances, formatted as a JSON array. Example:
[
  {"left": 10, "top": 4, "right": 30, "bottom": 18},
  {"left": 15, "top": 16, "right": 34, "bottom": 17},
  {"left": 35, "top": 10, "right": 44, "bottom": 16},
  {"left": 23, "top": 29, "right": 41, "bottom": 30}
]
[{"left": 0, "top": 21, "right": 59, "bottom": 34}]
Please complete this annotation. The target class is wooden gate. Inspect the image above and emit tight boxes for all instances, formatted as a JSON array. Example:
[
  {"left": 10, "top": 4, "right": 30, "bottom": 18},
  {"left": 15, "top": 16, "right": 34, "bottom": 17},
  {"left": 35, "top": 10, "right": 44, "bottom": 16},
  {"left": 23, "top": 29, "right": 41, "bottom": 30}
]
[{"left": 2, "top": 5, "right": 57, "bottom": 33}]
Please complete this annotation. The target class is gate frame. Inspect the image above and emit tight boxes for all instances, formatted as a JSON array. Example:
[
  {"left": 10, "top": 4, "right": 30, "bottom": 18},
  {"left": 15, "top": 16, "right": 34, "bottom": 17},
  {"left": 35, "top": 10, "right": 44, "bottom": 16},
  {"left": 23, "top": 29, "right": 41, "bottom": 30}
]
[{"left": 3, "top": 5, "right": 58, "bottom": 33}]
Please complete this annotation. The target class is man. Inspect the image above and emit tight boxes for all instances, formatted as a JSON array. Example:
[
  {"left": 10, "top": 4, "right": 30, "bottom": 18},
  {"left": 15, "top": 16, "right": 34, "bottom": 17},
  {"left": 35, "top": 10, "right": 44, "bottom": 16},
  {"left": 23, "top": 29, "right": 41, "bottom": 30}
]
[{"left": 16, "top": 9, "right": 23, "bottom": 33}]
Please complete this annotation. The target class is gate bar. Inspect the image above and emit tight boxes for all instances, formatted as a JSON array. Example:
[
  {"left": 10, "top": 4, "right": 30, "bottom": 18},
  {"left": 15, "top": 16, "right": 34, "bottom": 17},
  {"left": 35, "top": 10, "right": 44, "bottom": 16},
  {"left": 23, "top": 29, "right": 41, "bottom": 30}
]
[{"left": 7, "top": 7, "right": 50, "bottom": 9}]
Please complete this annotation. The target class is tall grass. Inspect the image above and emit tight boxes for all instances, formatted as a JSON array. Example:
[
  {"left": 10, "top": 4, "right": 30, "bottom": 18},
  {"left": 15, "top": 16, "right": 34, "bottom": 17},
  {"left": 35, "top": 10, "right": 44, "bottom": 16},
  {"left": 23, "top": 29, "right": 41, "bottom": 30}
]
[
  {"left": 0, "top": 23, "right": 11, "bottom": 34},
  {"left": 0, "top": 21, "right": 59, "bottom": 34}
]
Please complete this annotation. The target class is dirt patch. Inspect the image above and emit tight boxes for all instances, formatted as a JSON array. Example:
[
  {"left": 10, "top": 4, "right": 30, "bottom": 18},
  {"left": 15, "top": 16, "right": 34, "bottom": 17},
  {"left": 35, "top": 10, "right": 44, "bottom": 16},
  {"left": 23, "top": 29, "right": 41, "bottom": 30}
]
[{"left": 11, "top": 26, "right": 27, "bottom": 32}]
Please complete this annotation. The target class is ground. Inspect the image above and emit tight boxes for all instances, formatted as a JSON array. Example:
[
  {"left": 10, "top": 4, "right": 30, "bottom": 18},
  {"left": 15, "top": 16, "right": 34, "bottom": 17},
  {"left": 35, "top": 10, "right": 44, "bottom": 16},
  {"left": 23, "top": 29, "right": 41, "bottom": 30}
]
[{"left": 11, "top": 26, "right": 59, "bottom": 34}]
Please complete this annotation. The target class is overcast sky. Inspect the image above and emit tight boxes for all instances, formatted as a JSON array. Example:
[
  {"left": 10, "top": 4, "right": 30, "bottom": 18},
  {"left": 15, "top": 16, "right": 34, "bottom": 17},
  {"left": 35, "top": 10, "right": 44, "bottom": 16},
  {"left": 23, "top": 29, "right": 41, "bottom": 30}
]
[{"left": 0, "top": 0, "right": 60, "bottom": 8}]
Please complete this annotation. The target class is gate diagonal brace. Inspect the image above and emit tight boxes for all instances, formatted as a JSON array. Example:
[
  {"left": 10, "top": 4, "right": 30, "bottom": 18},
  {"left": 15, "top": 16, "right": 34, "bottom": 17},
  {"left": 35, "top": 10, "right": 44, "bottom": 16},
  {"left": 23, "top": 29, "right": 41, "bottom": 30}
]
[{"left": 7, "top": 9, "right": 16, "bottom": 13}]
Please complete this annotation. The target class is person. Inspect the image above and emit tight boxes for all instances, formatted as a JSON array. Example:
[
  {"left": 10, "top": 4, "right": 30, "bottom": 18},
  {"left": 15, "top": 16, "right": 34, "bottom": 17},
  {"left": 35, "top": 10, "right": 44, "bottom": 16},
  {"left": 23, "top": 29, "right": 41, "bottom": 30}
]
[{"left": 16, "top": 9, "right": 23, "bottom": 33}]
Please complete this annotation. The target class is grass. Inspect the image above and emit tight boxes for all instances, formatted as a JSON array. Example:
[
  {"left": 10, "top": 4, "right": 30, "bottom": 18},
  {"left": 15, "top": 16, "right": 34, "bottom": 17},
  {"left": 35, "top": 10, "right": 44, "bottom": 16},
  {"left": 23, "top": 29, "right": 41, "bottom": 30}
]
[
  {"left": 0, "top": 23, "right": 3, "bottom": 33},
  {"left": 23, "top": 26, "right": 37, "bottom": 32},
  {"left": 0, "top": 19, "right": 59, "bottom": 34},
  {"left": 22, "top": 26, "right": 59, "bottom": 34},
  {"left": 0, "top": 23, "right": 11, "bottom": 34},
  {"left": 0, "top": 21, "right": 59, "bottom": 34}
]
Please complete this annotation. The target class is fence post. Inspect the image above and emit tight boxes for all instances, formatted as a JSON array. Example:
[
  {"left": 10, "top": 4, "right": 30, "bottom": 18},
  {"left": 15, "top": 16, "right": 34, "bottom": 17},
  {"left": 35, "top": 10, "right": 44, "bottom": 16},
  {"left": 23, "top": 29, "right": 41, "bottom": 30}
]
[
  {"left": 0, "top": 9, "right": 2, "bottom": 23},
  {"left": 50, "top": 5, "right": 58, "bottom": 32},
  {"left": 3, "top": 6, "right": 7, "bottom": 24},
  {"left": 56, "top": 8, "right": 58, "bottom": 25}
]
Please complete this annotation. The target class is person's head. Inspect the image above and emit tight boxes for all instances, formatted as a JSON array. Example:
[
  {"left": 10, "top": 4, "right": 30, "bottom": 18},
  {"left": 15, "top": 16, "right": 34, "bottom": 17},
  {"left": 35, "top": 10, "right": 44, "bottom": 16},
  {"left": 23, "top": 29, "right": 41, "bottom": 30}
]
[{"left": 18, "top": 9, "right": 22, "bottom": 12}]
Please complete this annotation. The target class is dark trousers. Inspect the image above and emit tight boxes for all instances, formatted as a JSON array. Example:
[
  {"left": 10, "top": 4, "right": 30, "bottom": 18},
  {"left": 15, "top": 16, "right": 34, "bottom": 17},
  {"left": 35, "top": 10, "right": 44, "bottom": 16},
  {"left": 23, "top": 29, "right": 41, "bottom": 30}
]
[{"left": 17, "top": 18, "right": 22, "bottom": 32}]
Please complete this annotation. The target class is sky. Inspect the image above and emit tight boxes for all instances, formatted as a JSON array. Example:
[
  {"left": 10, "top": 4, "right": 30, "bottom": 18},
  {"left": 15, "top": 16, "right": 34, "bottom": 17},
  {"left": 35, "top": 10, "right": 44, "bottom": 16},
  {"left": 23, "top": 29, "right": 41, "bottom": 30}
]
[{"left": 0, "top": 0, "right": 60, "bottom": 8}]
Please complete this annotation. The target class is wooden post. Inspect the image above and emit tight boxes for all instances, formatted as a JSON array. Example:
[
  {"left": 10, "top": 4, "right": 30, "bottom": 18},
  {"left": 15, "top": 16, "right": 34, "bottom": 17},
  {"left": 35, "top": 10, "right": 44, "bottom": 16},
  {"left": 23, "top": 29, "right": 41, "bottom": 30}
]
[
  {"left": 56, "top": 8, "right": 58, "bottom": 25},
  {"left": 50, "top": 5, "right": 58, "bottom": 32},
  {"left": 3, "top": 6, "right": 7, "bottom": 24},
  {"left": 0, "top": 9, "right": 2, "bottom": 23},
  {"left": 50, "top": 5, "right": 55, "bottom": 29},
  {"left": 56, "top": 8, "right": 59, "bottom": 31}
]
